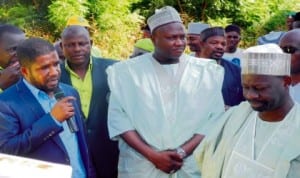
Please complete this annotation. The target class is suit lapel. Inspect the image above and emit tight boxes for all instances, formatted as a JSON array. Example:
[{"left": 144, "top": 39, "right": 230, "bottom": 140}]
[{"left": 16, "top": 80, "right": 68, "bottom": 156}]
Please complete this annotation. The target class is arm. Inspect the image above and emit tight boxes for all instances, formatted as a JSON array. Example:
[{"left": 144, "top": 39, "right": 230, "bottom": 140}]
[
  {"left": 178, "top": 134, "right": 205, "bottom": 159},
  {"left": 0, "top": 96, "right": 75, "bottom": 155},
  {"left": 107, "top": 66, "right": 182, "bottom": 173},
  {"left": 121, "top": 130, "right": 183, "bottom": 174},
  {"left": 0, "top": 109, "right": 62, "bottom": 155}
]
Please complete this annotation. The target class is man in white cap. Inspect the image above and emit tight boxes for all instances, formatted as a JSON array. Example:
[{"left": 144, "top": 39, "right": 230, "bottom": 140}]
[
  {"left": 196, "top": 43, "right": 300, "bottom": 178},
  {"left": 107, "top": 6, "right": 225, "bottom": 178},
  {"left": 187, "top": 22, "right": 210, "bottom": 57},
  {"left": 279, "top": 29, "right": 300, "bottom": 103}
]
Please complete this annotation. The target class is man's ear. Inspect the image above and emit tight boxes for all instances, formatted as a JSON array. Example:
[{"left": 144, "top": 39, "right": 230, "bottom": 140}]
[
  {"left": 20, "top": 67, "right": 28, "bottom": 78},
  {"left": 283, "top": 76, "right": 292, "bottom": 87}
]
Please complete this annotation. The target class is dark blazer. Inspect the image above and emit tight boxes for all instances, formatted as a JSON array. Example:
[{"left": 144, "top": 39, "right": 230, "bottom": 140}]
[
  {"left": 60, "top": 57, "right": 119, "bottom": 178},
  {"left": 0, "top": 80, "right": 96, "bottom": 178},
  {"left": 220, "top": 59, "right": 245, "bottom": 106}
]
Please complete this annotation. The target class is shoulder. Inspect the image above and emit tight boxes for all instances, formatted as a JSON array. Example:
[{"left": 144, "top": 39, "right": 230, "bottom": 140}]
[
  {"left": 185, "top": 54, "right": 217, "bottom": 66},
  {"left": 221, "top": 59, "right": 241, "bottom": 72},
  {"left": 185, "top": 54, "right": 224, "bottom": 73},
  {"left": 92, "top": 57, "right": 117, "bottom": 66},
  {"left": 107, "top": 53, "right": 151, "bottom": 71},
  {"left": 221, "top": 101, "right": 253, "bottom": 131},
  {"left": 0, "top": 80, "right": 23, "bottom": 100}
]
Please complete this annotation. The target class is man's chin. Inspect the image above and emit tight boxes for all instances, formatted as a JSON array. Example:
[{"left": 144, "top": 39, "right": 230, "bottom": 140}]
[
  {"left": 47, "top": 84, "right": 59, "bottom": 92},
  {"left": 250, "top": 104, "right": 267, "bottom": 112}
]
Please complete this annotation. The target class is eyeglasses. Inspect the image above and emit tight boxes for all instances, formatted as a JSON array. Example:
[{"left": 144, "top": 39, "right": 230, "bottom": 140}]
[{"left": 281, "top": 46, "right": 300, "bottom": 54}]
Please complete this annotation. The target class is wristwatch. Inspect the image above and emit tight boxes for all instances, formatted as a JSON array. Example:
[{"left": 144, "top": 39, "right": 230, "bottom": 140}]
[{"left": 176, "top": 147, "right": 187, "bottom": 159}]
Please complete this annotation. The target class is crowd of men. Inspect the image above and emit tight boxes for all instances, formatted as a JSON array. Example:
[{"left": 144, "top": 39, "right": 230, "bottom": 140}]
[{"left": 0, "top": 5, "right": 299, "bottom": 178}]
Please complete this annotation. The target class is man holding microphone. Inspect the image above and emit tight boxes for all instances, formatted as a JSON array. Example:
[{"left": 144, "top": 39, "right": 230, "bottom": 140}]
[{"left": 0, "top": 38, "right": 95, "bottom": 178}]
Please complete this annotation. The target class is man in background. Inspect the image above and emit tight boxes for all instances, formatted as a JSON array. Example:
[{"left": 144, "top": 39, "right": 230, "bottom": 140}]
[
  {"left": 199, "top": 27, "right": 244, "bottom": 109},
  {"left": 60, "top": 25, "right": 118, "bottom": 178},
  {"left": 0, "top": 24, "right": 26, "bottom": 91},
  {"left": 223, "top": 24, "right": 243, "bottom": 66},
  {"left": 257, "top": 12, "right": 295, "bottom": 45},
  {"left": 186, "top": 22, "right": 209, "bottom": 57},
  {"left": 130, "top": 24, "right": 154, "bottom": 58}
]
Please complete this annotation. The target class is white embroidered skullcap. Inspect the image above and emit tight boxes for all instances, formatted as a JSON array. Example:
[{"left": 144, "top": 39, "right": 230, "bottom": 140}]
[
  {"left": 242, "top": 44, "right": 291, "bottom": 76},
  {"left": 187, "top": 22, "right": 210, "bottom": 34},
  {"left": 147, "top": 6, "right": 182, "bottom": 33}
]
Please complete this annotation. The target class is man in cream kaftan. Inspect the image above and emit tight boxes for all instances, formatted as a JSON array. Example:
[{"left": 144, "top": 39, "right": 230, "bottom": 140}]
[
  {"left": 196, "top": 44, "right": 300, "bottom": 178},
  {"left": 107, "top": 52, "right": 224, "bottom": 178},
  {"left": 197, "top": 102, "right": 300, "bottom": 178}
]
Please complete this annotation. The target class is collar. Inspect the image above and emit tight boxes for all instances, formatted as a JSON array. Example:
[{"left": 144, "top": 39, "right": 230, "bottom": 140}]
[{"left": 65, "top": 56, "right": 93, "bottom": 77}]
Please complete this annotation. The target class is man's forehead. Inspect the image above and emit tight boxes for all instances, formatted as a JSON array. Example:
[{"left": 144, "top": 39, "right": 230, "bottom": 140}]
[
  {"left": 206, "top": 35, "right": 225, "bottom": 41},
  {"left": 0, "top": 33, "right": 25, "bottom": 47},
  {"left": 242, "top": 74, "right": 277, "bottom": 83},
  {"left": 62, "top": 34, "right": 90, "bottom": 42},
  {"left": 225, "top": 31, "right": 240, "bottom": 36}
]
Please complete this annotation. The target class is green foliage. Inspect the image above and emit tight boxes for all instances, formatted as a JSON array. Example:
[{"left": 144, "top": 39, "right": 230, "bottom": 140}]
[
  {"left": 87, "top": 0, "right": 143, "bottom": 59},
  {"left": 48, "top": 0, "right": 90, "bottom": 37},
  {"left": 132, "top": 0, "right": 300, "bottom": 47},
  {"left": 0, "top": 3, "right": 54, "bottom": 39},
  {"left": 1, "top": 0, "right": 300, "bottom": 59}
]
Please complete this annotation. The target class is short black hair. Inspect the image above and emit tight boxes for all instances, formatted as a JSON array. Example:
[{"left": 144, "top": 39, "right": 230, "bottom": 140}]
[
  {"left": 0, "top": 24, "right": 24, "bottom": 40},
  {"left": 17, "top": 38, "right": 55, "bottom": 67},
  {"left": 225, "top": 24, "right": 241, "bottom": 34}
]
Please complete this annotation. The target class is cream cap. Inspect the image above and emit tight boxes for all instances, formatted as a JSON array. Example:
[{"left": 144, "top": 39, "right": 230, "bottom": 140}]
[
  {"left": 242, "top": 44, "right": 291, "bottom": 76},
  {"left": 147, "top": 6, "right": 182, "bottom": 33}
]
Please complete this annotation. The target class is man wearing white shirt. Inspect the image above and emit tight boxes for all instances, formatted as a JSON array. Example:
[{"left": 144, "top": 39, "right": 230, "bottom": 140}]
[{"left": 107, "top": 6, "right": 224, "bottom": 178}]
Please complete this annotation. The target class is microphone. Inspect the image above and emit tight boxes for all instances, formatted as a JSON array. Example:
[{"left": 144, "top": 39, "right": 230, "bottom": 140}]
[{"left": 53, "top": 87, "right": 79, "bottom": 133}]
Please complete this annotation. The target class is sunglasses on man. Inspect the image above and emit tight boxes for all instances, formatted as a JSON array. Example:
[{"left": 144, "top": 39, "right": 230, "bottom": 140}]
[{"left": 281, "top": 46, "right": 300, "bottom": 54}]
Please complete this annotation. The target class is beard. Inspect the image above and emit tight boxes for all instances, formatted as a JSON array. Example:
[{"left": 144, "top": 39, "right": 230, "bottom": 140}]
[{"left": 26, "top": 74, "right": 59, "bottom": 94}]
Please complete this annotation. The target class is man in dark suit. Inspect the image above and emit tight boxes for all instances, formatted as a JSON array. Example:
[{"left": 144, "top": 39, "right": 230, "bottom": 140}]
[
  {"left": 0, "top": 38, "right": 96, "bottom": 178},
  {"left": 60, "top": 25, "right": 119, "bottom": 178}
]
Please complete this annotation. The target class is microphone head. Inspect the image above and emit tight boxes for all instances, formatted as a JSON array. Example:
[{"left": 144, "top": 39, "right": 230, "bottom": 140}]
[{"left": 53, "top": 87, "right": 65, "bottom": 100}]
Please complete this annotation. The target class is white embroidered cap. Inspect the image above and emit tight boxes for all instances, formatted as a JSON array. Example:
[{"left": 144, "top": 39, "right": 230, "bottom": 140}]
[
  {"left": 187, "top": 22, "right": 210, "bottom": 34},
  {"left": 242, "top": 44, "right": 291, "bottom": 76},
  {"left": 147, "top": 6, "right": 182, "bottom": 33}
]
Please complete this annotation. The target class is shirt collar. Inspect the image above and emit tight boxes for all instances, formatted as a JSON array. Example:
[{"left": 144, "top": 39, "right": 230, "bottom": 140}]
[
  {"left": 65, "top": 56, "right": 93, "bottom": 76},
  {"left": 22, "top": 78, "right": 50, "bottom": 100}
]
